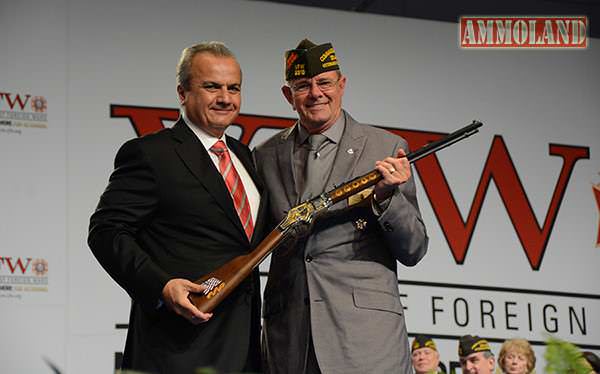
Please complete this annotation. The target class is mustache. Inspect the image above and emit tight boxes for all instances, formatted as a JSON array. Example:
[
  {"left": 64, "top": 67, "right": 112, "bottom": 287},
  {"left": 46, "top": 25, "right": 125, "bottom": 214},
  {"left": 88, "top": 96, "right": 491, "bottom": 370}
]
[{"left": 212, "top": 103, "right": 235, "bottom": 109}]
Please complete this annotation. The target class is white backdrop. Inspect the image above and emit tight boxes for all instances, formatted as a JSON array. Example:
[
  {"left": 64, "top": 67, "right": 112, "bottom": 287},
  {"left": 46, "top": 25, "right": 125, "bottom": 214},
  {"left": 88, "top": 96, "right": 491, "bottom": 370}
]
[{"left": 1, "top": 0, "right": 599, "bottom": 372}]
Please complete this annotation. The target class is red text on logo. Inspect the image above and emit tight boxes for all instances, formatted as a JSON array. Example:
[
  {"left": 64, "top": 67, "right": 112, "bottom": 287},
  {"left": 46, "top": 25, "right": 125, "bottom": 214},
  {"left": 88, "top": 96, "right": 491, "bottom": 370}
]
[
  {"left": 0, "top": 257, "right": 32, "bottom": 274},
  {"left": 0, "top": 92, "right": 31, "bottom": 111}
]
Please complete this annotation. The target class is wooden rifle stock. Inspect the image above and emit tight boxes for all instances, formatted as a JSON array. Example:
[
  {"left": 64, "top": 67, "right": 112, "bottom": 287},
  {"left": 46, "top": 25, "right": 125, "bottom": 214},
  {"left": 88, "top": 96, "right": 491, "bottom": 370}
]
[
  {"left": 189, "top": 120, "right": 483, "bottom": 313},
  {"left": 189, "top": 228, "right": 284, "bottom": 312}
]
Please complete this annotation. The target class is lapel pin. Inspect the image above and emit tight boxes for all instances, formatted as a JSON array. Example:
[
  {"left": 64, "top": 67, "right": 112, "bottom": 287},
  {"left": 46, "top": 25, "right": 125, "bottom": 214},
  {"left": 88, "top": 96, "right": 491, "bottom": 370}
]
[
  {"left": 347, "top": 148, "right": 354, "bottom": 155},
  {"left": 354, "top": 218, "right": 367, "bottom": 231}
]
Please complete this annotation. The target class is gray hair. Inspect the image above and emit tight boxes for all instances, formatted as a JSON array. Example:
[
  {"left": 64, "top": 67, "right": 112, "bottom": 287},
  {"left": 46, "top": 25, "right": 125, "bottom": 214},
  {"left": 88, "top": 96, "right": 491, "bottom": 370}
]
[
  {"left": 483, "top": 351, "right": 495, "bottom": 359},
  {"left": 176, "top": 41, "right": 239, "bottom": 90}
]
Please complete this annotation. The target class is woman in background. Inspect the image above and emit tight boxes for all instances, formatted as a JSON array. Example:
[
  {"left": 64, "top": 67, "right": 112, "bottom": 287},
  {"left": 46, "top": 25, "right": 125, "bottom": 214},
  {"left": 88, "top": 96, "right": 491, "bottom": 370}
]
[{"left": 497, "top": 339, "right": 536, "bottom": 374}]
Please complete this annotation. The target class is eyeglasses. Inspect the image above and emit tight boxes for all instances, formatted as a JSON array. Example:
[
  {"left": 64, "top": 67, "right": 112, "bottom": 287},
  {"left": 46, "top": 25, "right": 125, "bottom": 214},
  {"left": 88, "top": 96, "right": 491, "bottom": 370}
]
[{"left": 289, "top": 78, "right": 340, "bottom": 95}]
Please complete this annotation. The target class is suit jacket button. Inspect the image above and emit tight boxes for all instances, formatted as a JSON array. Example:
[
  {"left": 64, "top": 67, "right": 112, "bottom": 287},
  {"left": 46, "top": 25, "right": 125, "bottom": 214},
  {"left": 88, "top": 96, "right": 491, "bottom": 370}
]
[
  {"left": 305, "top": 255, "right": 313, "bottom": 263},
  {"left": 383, "top": 222, "right": 394, "bottom": 232}
]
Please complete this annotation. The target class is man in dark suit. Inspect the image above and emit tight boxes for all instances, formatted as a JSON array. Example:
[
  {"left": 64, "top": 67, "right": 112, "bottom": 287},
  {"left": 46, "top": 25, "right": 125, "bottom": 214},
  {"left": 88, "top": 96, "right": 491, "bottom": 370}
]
[
  {"left": 88, "top": 41, "right": 266, "bottom": 373},
  {"left": 254, "top": 39, "right": 428, "bottom": 373}
]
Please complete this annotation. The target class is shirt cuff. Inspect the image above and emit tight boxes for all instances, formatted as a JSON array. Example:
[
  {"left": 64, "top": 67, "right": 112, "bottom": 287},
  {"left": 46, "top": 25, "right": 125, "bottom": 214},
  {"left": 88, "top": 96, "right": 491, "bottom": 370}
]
[{"left": 372, "top": 193, "right": 392, "bottom": 216}]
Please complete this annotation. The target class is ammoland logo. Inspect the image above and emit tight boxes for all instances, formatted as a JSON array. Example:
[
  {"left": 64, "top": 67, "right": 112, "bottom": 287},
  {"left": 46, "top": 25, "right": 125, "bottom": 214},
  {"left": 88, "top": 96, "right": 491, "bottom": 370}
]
[
  {"left": 0, "top": 256, "right": 49, "bottom": 299},
  {"left": 0, "top": 91, "right": 48, "bottom": 135},
  {"left": 460, "top": 16, "right": 588, "bottom": 49}
]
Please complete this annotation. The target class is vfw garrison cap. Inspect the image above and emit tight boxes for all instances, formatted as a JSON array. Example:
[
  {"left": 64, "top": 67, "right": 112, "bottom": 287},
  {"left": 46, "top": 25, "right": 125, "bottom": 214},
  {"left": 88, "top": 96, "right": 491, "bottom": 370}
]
[
  {"left": 412, "top": 335, "right": 438, "bottom": 352},
  {"left": 285, "top": 38, "right": 340, "bottom": 81},
  {"left": 458, "top": 335, "right": 492, "bottom": 357}
]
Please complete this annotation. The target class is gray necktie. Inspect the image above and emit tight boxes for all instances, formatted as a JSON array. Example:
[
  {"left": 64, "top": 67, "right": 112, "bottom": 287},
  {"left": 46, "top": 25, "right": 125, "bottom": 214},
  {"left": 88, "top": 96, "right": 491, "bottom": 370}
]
[{"left": 301, "top": 133, "right": 329, "bottom": 200}]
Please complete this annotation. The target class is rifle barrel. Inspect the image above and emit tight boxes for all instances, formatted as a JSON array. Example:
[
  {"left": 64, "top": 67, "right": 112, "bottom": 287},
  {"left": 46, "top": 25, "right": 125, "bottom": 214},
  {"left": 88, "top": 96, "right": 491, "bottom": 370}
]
[{"left": 328, "top": 120, "right": 483, "bottom": 204}]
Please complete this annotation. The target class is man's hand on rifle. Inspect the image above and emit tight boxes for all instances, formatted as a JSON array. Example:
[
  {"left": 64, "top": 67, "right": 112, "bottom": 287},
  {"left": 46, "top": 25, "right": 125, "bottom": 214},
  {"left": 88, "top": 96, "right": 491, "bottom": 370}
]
[
  {"left": 373, "top": 148, "right": 410, "bottom": 201},
  {"left": 162, "top": 278, "right": 213, "bottom": 325}
]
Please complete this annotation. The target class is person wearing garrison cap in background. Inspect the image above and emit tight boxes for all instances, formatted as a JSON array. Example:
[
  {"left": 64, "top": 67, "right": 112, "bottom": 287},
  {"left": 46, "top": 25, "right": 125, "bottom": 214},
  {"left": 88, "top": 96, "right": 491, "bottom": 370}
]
[
  {"left": 459, "top": 335, "right": 496, "bottom": 374},
  {"left": 411, "top": 335, "right": 444, "bottom": 374},
  {"left": 254, "top": 38, "right": 428, "bottom": 373}
]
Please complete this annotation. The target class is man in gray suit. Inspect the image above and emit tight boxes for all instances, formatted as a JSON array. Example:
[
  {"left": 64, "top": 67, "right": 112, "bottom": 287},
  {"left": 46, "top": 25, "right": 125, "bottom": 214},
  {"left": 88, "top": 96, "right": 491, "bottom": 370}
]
[{"left": 254, "top": 39, "right": 429, "bottom": 373}]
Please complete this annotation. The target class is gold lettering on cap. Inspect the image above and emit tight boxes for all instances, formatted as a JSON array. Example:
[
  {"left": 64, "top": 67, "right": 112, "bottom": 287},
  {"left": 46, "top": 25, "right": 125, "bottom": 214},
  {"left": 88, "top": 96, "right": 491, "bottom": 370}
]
[
  {"left": 320, "top": 47, "right": 335, "bottom": 62},
  {"left": 471, "top": 340, "right": 491, "bottom": 352},
  {"left": 294, "top": 63, "right": 306, "bottom": 76}
]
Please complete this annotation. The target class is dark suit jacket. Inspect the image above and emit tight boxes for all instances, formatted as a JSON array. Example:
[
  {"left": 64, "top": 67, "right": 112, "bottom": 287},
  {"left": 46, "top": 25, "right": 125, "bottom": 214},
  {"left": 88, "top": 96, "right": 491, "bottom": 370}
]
[{"left": 88, "top": 119, "right": 268, "bottom": 374}]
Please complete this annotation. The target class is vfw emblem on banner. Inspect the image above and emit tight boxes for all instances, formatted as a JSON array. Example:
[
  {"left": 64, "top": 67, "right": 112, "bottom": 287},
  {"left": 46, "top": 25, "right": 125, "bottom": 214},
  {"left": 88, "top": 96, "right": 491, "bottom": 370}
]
[
  {"left": 460, "top": 16, "right": 588, "bottom": 48},
  {"left": 0, "top": 257, "right": 49, "bottom": 299},
  {"left": 0, "top": 91, "right": 48, "bottom": 135}
]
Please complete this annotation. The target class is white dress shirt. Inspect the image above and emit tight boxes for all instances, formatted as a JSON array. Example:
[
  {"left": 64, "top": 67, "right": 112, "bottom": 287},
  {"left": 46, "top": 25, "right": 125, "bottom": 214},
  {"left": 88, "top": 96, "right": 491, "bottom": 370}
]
[{"left": 182, "top": 114, "right": 260, "bottom": 225}]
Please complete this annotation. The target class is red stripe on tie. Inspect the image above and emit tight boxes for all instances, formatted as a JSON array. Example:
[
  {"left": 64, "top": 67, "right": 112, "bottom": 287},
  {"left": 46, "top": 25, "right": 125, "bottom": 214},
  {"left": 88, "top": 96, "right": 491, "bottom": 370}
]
[{"left": 210, "top": 140, "right": 254, "bottom": 240}]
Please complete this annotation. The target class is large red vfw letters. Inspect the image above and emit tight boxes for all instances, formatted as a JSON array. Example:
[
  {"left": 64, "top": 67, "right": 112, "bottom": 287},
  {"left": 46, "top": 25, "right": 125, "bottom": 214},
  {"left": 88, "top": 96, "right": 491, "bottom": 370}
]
[{"left": 111, "top": 104, "right": 590, "bottom": 269}]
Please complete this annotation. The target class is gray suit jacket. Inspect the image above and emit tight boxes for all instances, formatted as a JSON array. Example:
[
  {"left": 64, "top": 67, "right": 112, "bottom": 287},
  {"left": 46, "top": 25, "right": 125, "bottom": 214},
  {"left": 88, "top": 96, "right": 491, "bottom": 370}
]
[{"left": 254, "top": 111, "right": 428, "bottom": 374}]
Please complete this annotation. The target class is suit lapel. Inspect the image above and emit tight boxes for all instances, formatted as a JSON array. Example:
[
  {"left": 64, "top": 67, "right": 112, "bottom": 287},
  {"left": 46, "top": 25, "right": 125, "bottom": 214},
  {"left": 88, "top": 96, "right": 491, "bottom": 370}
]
[
  {"left": 324, "top": 111, "right": 367, "bottom": 191},
  {"left": 275, "top": 125, "right": 299, "bottom": 207},
  {"left": 250, "top": 190, "right": 269, "bottom": 248},
  {"left": 171, "top": 120, "right": 247, "bottom": 240}
]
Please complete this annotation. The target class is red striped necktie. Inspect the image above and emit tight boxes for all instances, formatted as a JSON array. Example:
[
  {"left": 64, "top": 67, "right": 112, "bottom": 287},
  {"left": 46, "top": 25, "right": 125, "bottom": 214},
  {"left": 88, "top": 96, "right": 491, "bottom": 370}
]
[{"left": 210, "top": 140, "right": 254, "bottom": 240}]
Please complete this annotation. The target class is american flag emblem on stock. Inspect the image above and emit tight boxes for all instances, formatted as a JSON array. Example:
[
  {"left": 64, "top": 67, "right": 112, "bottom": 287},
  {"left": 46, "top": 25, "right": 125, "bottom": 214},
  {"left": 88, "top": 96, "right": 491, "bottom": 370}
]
[{"left": 201, "top": 277, "right": 223, "bottom": 295}]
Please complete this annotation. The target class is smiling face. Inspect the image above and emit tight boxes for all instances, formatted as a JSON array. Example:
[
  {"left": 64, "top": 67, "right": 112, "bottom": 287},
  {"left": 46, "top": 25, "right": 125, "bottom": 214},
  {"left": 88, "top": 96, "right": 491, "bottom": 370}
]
[
  {"left": 177, "top": 52, "right": 241, "bottom": 137},
  {"left": 412, "top": 347, "right": 440, "bottom": 374},
  {"left": 282, "top": 70, "right": 346, "bottom": 134}
]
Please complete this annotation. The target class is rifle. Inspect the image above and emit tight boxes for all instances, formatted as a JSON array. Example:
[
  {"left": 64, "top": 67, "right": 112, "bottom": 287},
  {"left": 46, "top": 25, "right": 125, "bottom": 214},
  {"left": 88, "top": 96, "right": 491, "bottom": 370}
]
[{"left": 189, "top": 120, "right": 483, "bottom": 312}]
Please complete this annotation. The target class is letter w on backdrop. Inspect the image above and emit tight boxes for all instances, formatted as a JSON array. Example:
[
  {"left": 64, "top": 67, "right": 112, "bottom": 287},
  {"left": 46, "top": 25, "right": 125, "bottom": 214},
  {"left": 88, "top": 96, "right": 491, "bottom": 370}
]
[{"left": 111, "top": 104, "right": 590, "bottom": 270}]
